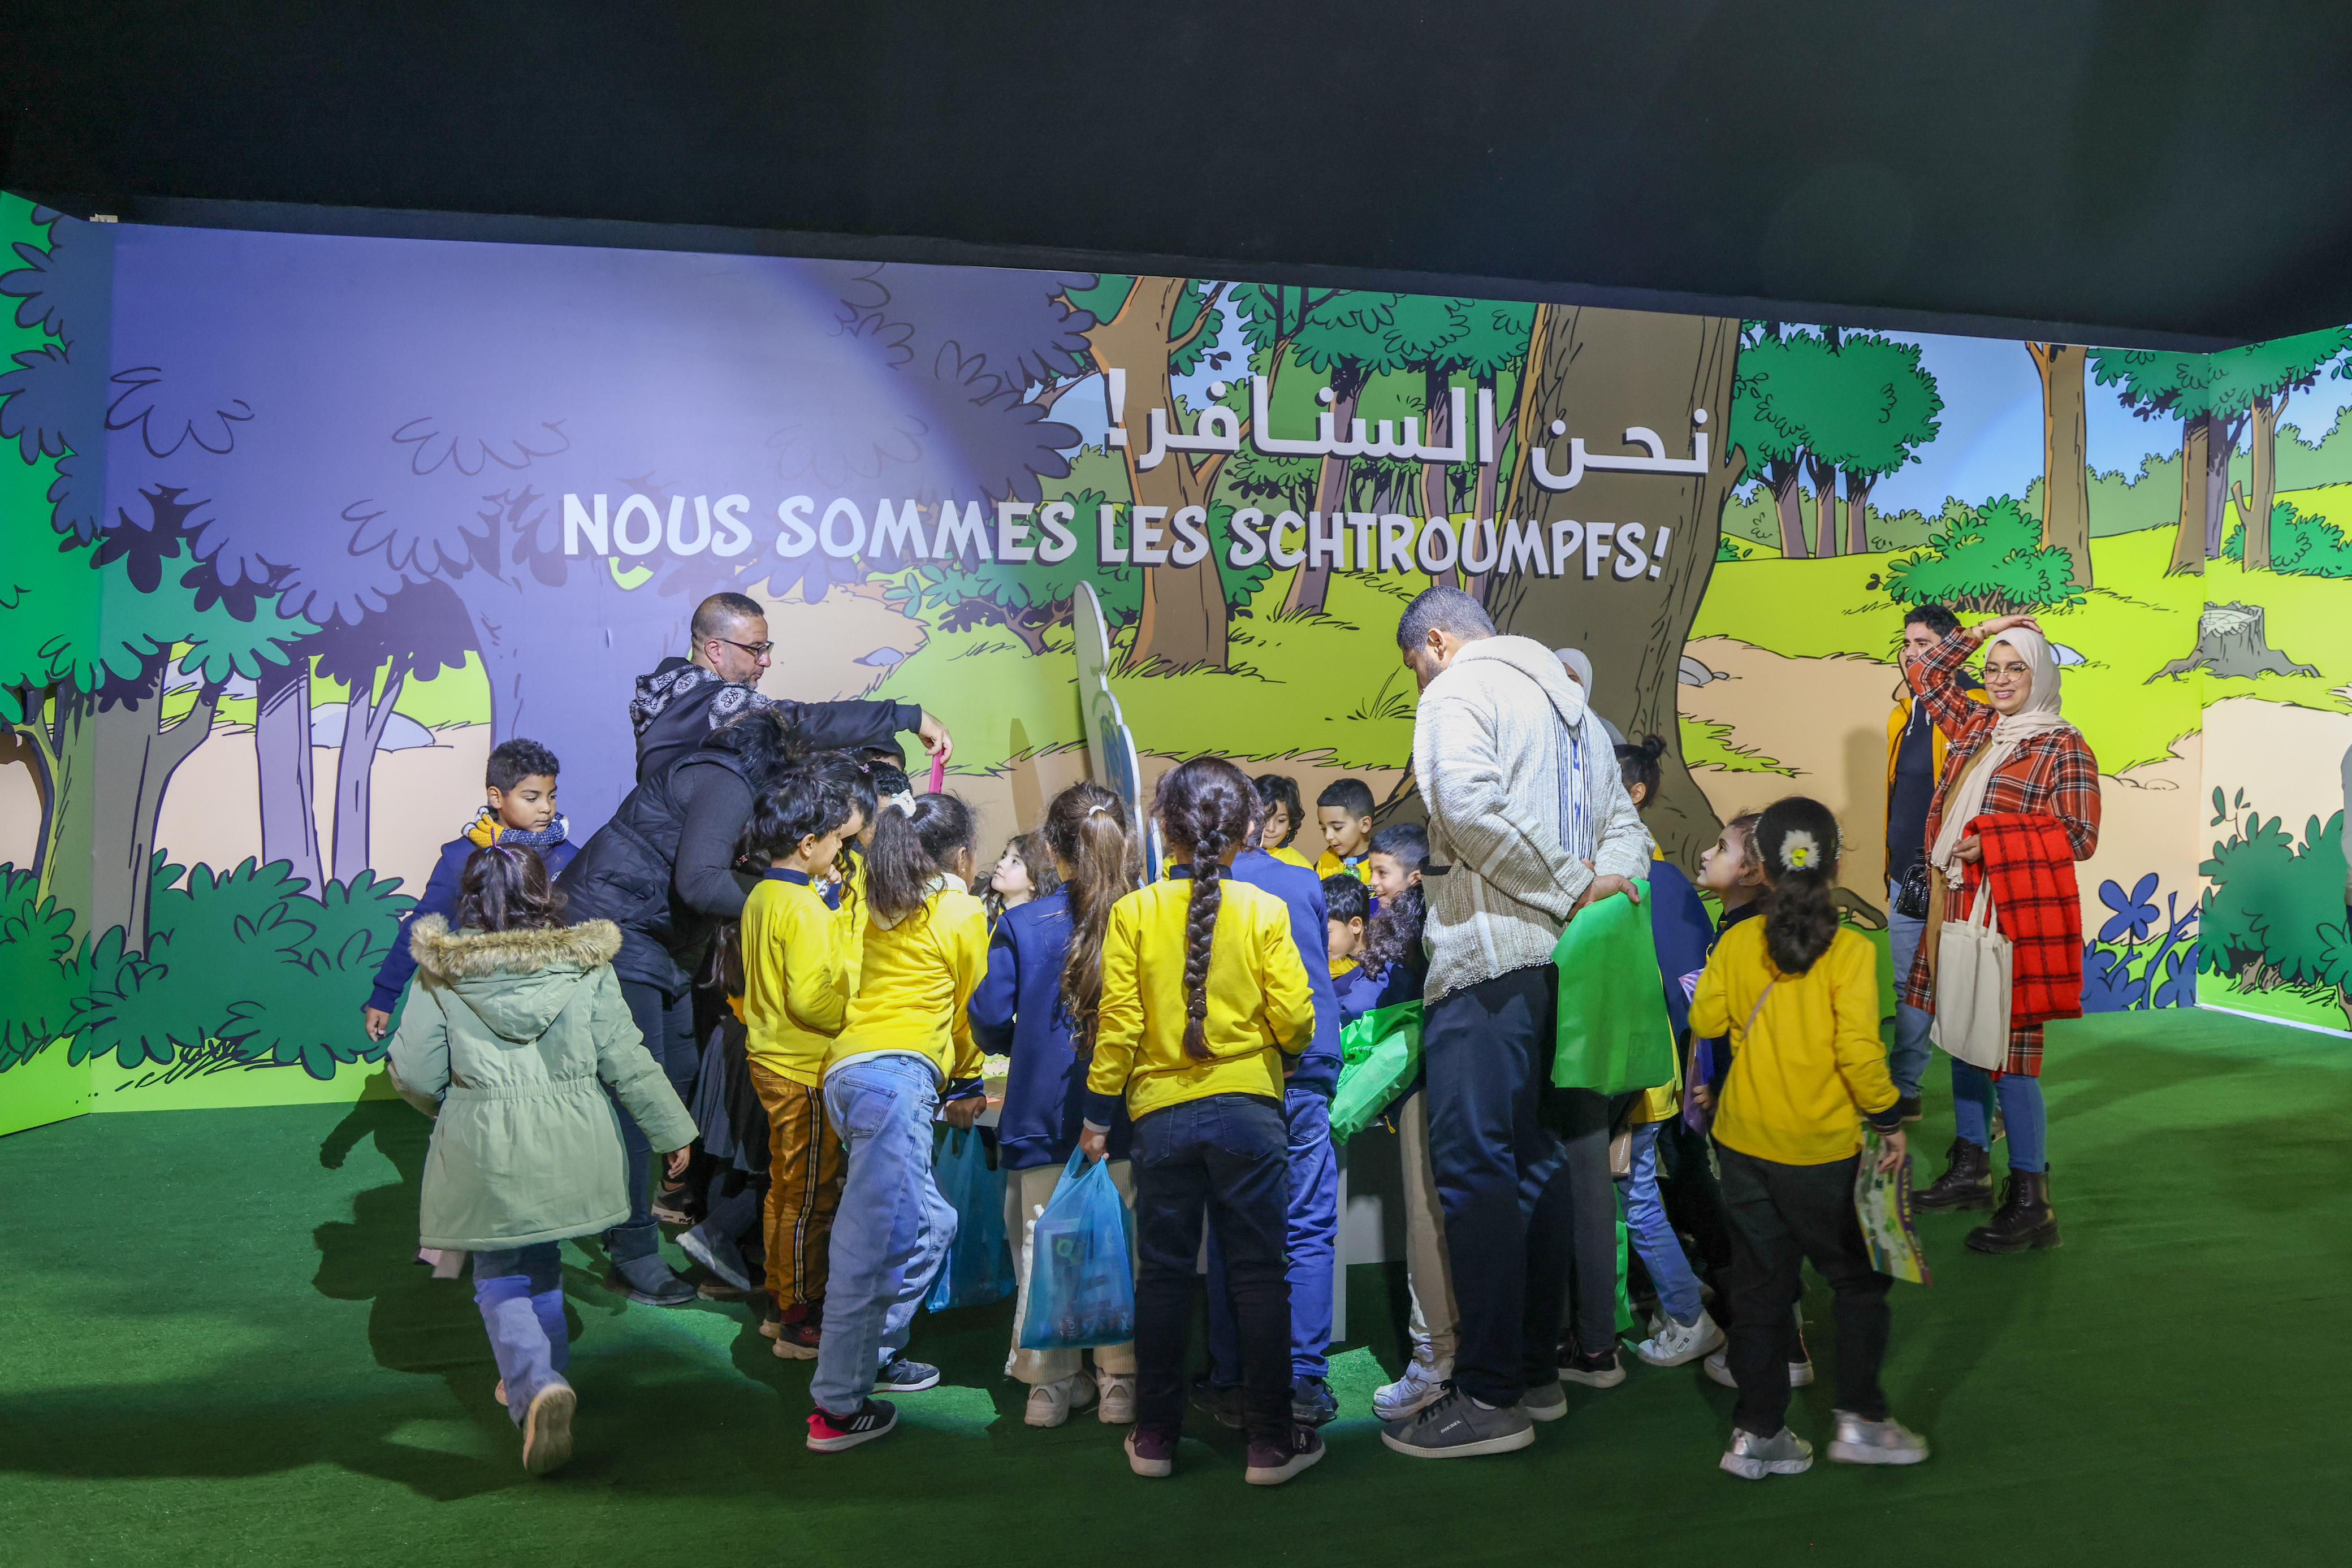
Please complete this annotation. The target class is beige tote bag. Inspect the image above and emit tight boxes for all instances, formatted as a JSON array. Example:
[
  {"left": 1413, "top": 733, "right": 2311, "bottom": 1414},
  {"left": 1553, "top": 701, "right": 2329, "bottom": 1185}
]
[{"left": 1931, "top": 886, "right": 2011, "bottom": 1071}]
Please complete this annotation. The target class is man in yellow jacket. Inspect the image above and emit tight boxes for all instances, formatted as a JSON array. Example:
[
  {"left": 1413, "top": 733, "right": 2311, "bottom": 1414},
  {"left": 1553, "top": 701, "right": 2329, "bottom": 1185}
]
[{"left": 1884, "top": 604, "right": 1982, "bottom": 1119}]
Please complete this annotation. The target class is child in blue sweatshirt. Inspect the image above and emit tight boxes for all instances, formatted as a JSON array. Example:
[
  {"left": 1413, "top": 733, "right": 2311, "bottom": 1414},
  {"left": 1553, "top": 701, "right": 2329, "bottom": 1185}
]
[
  {"left": 364, "top": 738, "right": 576, "bottom": 1043},
  {"left": 1197, "top": 781, "right": 1346, "bottom": 1428},
  {"left": 1323, "top": 874, "right": 1387, "bottom": 1026},
  {"left": 969, "top": 782, "right": 1142, "bottom": 1430}
]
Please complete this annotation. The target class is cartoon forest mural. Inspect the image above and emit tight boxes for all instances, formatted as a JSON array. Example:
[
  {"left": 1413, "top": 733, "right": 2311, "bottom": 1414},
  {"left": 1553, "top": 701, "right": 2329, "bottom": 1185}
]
[{"left": 4, "top": 193, "right": 2350, "bottom": 1136}]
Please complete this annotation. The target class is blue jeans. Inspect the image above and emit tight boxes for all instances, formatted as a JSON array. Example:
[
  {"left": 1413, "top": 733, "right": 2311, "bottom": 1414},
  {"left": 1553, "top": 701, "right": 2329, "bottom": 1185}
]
[
  {"left": 473, "top": 1243, "right": 569, "bottom": 1425},
  {"left": 1205, "top": 1086, "right": 1340, "bottom": 1383},
  {"left": 1884, "top": 879, "right": 1932, "bottom": 1101},
  {"left": 1131, "top": 1093, "right": 1291, "bottom": 1443},
  {"left": 811, "top": 1055, "right": 956, "bottom": 1415},
  {"left": 1620, "top": 1121, "right": 1704, "bottom": 1326},
  {"left": 1951, "top": 1063, "right": 2047, "bottom": 1174}
]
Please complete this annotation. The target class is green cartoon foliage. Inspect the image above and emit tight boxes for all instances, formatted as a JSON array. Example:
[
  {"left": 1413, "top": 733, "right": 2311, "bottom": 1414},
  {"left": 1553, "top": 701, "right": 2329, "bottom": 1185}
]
[
  {"left": 2221, "top": 501, "right": 2352, "bottom": 579},
  {"left": 43, "top": 857, "right": 412, "bottom": 1081},
  {"left": 2199, "top": 808, "right": 2349, "bottom": 1003},
  {"left": 1883, "top": 495, "right": 2085, "bottom": 614},
  {"left": 0, "top": 868, "right": 75, "bottom": 1068}
]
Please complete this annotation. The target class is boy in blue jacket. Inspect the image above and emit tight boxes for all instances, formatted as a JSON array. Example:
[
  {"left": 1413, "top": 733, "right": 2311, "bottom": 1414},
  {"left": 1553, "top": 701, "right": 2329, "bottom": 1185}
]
[
  {"left": 1324, "top": 874, "right": 1387, "bottom": 1026},
  {"left": 363, "top": 739, "right": 576, "bottom": 1043},
  {"left": 1198, "top": 803, "right": 1346, "bottom": 1428}
]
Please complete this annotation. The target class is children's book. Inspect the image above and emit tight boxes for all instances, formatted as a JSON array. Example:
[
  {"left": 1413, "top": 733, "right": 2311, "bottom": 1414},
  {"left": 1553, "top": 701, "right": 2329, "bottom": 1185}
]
[{"left": 1854, "top": 1130, "right": 1932, "bottom": 1286}]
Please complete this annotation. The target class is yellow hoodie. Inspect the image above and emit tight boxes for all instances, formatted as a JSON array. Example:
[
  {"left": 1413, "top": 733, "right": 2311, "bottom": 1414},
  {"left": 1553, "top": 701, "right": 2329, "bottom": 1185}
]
[
  {"left": 1086, "top": 873, "right": 1318, "bottom": 1123},
  {"left": 740, "top": 869, "right": 848, "bottom": 1086},
  {"left": 824, "top": 877, "right": 989, "bottom": 1087}
]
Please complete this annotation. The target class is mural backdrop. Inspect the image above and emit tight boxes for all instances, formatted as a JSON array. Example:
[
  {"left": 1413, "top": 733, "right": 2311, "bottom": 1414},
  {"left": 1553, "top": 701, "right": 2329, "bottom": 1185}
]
[{"left": 4, "top": 196, "right": 2349, "bottom": 1134}]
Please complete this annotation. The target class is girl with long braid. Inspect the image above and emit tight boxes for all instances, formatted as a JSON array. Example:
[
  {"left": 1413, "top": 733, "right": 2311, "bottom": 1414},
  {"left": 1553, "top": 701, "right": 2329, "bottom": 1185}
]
[{"left": 1078, "top": 757, "right": 1321, "bottom": 1486}]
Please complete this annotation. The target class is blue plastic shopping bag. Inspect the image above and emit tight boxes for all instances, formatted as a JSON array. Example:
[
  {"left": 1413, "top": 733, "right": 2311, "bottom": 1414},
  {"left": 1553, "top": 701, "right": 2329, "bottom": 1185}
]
[
  {"left": 1017, "top": 1150, "right": 1136, "bottom": 1350},
  {"left": 924, "top": 1125, "right": 1014, "bottom": 1313}
]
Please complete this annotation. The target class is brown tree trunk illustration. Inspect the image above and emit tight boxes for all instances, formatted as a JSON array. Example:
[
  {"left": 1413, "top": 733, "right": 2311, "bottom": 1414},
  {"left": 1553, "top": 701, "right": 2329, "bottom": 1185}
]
[
  {"left": 1767, "top": 458, "right": 1809, "bottom": 558},
  {"left": 2203, "top": 412, "right": 2235, "bottom": 561},
  {"left": 1807, "top": 453, "right": 1840, "bottom": 558},
  {"left": 2232, "top": 392, "right": 2279, "bottom": 572},
  {"left": 1845, "top": 472, "right": 1875, "bottom": 554},
  {"left": 2026, "top": 343, "right": 2092, "bottom": 587},
  {"left": 1485, "top": 306, "right": 1746, "bottom": 869},
  {"left": 254, "top": 657, "right": 324, "bottom": 895},
  {"left": 1084, "top": 276, "right": 1231, "bottom": 671},
  {"left": 1280, "top": 360, "right": 1367, "bottom": 618},
  {"left": 331, "top": 662, "right": 407, "bottom": 885},
  {"left": 41, "top": 659, "right": 225, "bottom": 949},
  {"left": 2169, "top": 415, "right": 2209, "bottom": 576}
]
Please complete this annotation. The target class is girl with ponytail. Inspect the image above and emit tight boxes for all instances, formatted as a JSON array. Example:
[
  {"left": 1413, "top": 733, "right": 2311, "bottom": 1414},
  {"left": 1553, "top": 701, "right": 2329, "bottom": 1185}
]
[
  {"left": 1688, "top": 796, "right": 1927, "bottom": 1479},
  {"left": 802, "top": 791, "right": 991, "bottom": 1455},
  {"left": 1076, "top": 757, "right": 1321, "bottom": 1486},
  {"left": 969, "top": 783, "right": 1144, "bottom": 1428}
]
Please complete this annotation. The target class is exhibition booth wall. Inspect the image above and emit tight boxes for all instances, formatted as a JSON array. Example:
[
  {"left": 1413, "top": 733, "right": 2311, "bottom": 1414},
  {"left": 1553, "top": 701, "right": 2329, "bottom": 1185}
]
[{"left": 5, "top": 194, "right": 2348, "bottom": 1135}]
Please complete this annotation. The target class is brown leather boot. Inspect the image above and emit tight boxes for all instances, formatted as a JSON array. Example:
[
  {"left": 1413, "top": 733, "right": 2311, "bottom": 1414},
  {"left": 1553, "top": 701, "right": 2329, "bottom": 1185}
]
[
  {"left": 1913, "top": 1139, "right": 1994, "bottom": 1211},
  {"left": 1964, "top": 1170, "right": 2060, "bottom": 1253}
]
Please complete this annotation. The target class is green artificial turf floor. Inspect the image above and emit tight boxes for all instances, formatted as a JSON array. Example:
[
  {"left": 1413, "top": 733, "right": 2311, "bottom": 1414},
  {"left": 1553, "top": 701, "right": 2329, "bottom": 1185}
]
[{"left": 3, "top": 1008, "right": 2347, "bottom": 1567}]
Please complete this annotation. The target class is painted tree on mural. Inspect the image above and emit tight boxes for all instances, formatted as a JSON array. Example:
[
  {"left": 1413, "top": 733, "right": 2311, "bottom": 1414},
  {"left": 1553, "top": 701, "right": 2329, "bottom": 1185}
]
[
  {"left": 1807, "top": 332, "right": 1943, "bottom": 556},
  {"left": 1275, "top": 292, "right": 1405, "bottom": 617},
  {"left": 1454, "top": 300, "right": 1535, "bottom": 603},
  {"left": 1486, "top": 305, "right": 1745, "bottom": 868},
  {"left": 2091, "top": 349, "right": 2221, "bottom": 576},
  {"left": 1727, "top": 326, "right": 1816, "bottom": 558},
  {"left": 2025, "top": 343, "right": 2092, "bottom": 587},
  {"left": 2203, "top": 328, "right": 2351, "bottom": 573}
]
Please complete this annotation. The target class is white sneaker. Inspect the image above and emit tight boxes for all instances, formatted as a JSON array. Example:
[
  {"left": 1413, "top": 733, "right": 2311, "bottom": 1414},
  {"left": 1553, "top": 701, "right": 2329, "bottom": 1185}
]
[
  {"left": 1095, "top": 1371, "right": 1137, "bottom": 1424},
  {"left": 1636, "top": 1310, "right": 1726, "bottom": 1368},
  {"left": 1373, "top": 1355, "right": 1453, "bottom": 1422},
  {"left": 1023, "top": 1374, "right": 1098, "bottom": 1428},
  {"left": 1720, "top": 1424, "right": 1812, "bottom": 1480},
  {"left": 1704, "top": 1348, "right": 1814, "bottom": 1389},
  {"left": 1828, "top": 1409, "right": 1930, "bottom": 1466}
]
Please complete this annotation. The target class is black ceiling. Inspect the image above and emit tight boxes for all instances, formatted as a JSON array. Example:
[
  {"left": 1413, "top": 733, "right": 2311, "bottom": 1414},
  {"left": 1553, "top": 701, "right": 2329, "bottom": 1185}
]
[{"left": 12, "top": 3, "right": 2352, "bottom": 349}]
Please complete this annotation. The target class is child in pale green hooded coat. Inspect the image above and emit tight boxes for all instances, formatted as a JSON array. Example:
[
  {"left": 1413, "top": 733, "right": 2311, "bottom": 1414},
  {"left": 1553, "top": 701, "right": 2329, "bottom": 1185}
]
[{"left": 391, "top": 844, "right": 696, "bottom": 1475}]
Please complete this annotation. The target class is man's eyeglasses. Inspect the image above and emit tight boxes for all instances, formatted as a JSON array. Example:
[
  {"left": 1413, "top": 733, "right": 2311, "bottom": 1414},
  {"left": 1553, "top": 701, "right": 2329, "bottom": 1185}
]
[{"left": 715, "top": 636, "right": 775, "bottom": 658}]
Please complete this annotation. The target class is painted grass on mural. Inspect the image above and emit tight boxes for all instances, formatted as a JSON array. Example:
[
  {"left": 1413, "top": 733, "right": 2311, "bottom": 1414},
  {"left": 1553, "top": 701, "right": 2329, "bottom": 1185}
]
[
  {"left": 1694, "top": 525, "right": 2352, "bottom": 774},
  {"left": 874, "top": 566, "right": 1425, "bottom": 773}
]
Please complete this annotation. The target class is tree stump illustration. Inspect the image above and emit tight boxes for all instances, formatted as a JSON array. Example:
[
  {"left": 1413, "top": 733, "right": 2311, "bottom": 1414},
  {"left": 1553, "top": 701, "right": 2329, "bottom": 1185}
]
[{"left": 2146, "top": 601, "right": 2318, "bottom": 682}]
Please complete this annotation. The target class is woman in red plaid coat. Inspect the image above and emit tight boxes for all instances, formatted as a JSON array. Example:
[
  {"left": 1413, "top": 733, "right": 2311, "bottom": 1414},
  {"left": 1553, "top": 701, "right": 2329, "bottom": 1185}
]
[{"left": 1903, "top": 614, "right": 2100, "bottom": 1254}]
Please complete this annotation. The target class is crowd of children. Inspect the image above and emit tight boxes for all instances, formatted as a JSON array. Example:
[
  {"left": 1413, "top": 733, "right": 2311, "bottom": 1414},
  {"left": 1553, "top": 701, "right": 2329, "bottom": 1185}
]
[{"left": 379, "top": 718, "right": 1932, "bottom": 1487}]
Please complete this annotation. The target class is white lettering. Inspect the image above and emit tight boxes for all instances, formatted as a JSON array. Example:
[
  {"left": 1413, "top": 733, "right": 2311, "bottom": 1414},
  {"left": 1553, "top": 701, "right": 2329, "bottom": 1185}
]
[
  {"left": 1308, "top": 511, "right": 1345, "bottom": 569},
  {"left": 1037, "top": 500, "right": 1078, "bottom": 564},
  {"left": 935, "top": 499, "right": 992, "bottom": 562},
  {"left": 1460, "top": 518, "right": 1499, "bottom": 574},
  {"left": 563, "top": 493, "right": 608, "bottom": 556},
  {"left": 1416, "top": 517, "right": 1459, "bottom": 575},
  {"left": 870, "top": 499, "right": 928, "bottom": 558},
  {"left": 1349, "top": 513, "right": 1379, "bottom": 570},
  {"left": 775, "top": 496, "right": 817, "bottom": 557},
  {"left": 1169, "top": 505, "right": 1211, "bottom": 566},
  {"left": 1497, "top": 519, "right": 1547, "bottom": 577},
  {"left": 1550, "top": 520, "right": 1584, "bottom": 577},
  {"left": 613, "top": 493, "right": 663, "bottom": 556},
  {"left": 1226, "top": 506, "right": 1268, "bottom": 568},
  {"left": 1269, "top": 509, "right": 1307, "bottom": 569},
  {"left": 1131, "top": 505, "right": 1169, "bottom": 565},
  {"left": 1098, "top": 504, "right": 1128, "bottom": 564},
  {"left": 1613, "top": 521, "right": 1649, "bottom": 579},
  {"left": 711, "top": 495, "right": 752, "bottom": 557},
  {"left": 1378, "top": 513, "right": 1415, "bottom": 573},
  {"left": 1584, "top": 521, "right": 1617, "bottom": 580},
  {"left": 995, "top": 501, "right": 1037, "bottom": 564},
  {"left": 819, "top": 497, "right": 866, "bottom": 560},
  {"left": 668, "top": 496, "right": 711, "bottom": 556}
]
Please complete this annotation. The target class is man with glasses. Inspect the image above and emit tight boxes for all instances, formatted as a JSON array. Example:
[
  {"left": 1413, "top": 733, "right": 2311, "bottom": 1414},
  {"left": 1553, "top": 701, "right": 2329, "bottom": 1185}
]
[{"left": 630, "top": 591, "right": 952, "bottom": 782}]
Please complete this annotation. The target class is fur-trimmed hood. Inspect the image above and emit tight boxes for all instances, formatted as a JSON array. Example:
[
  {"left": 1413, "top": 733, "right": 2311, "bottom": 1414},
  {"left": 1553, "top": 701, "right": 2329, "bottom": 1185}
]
[{"left": 408, "top": 916, "right": 624, "bottom": 1040}]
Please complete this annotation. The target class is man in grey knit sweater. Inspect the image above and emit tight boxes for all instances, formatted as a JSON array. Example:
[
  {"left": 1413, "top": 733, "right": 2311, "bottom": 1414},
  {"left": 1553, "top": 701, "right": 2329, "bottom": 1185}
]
[{"left": 1381, "top": 587, "right": 1653, "bottom": 1461}]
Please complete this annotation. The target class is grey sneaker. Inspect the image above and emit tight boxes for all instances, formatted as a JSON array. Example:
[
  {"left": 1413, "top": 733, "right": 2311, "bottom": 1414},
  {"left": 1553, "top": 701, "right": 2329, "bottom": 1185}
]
[
  {"left": 1720, "top": 1425, "right": 1814, "bottom": 1480},
  {"left": 1380, "top": 1388, "right": 1536, "bottom": 1459},
  {"left": 1521, "top": 1380, "right": 1567, "bottom": 1423},
  {"left": 1828, "top": 1410, "right": 1930, "bottom": 1466}
]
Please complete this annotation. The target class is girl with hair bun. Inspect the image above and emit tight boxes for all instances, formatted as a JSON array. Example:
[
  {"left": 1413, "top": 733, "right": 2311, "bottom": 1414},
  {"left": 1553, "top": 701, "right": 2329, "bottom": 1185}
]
[
  {"left": 969, "top": 782, "right": 1144, "bottom": 1429},
  {"left": 1690, "top": 796, "right": 1927, "bottom": 1482},
  {"left": 1077, "top": 757, "right": 1321, "bottom": 1487},
  {"left": 802, "top": 792, "right": 992, "bottom": 1456}
]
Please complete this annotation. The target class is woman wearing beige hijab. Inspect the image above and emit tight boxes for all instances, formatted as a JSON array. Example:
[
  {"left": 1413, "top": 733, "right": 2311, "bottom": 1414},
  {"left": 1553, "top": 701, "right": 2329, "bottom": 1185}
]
[{"left": 1900, "top": 614, "right": 2100, "bottom": 1253}]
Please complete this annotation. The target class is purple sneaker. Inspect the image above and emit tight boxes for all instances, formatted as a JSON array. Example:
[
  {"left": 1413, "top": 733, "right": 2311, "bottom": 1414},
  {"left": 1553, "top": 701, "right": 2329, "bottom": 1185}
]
[
  {"left": 1245, "top": 1424, "right": 1325, "bottom": 1486},
  {"left": 1126, "top": 1425, "right": 1178, "bottom": 1478}
]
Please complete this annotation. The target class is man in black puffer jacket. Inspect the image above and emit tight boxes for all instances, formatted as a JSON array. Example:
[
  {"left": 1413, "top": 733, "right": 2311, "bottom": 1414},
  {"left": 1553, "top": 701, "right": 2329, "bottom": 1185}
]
[{"left": 561, "top": 592, "right": 947, "bottom": 1305}]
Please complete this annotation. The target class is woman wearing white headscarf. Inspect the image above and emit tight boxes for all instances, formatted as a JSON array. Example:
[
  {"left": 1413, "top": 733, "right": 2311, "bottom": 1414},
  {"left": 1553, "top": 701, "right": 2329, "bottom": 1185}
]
[
  {"left": 1553, "top": 648, "right": 1627, "bottom": 747},
  {"left": 1902, "top": 613, "right": 2100, "bottom": 1253}
]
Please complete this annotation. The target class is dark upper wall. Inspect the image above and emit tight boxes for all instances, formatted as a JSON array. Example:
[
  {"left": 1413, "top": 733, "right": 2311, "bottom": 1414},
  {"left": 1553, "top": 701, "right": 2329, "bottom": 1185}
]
[{"left": 11, "top": 2, "right": 2352, "bottom": 348}]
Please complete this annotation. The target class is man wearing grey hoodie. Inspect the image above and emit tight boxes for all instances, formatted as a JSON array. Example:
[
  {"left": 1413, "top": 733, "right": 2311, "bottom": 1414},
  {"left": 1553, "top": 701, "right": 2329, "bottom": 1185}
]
[{"left": 1381, "top": 587, "right": 1653, "bottom": 1461}]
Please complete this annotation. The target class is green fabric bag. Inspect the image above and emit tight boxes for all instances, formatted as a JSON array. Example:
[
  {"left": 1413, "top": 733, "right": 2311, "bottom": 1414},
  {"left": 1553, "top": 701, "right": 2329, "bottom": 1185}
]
[
  {"left": 1549, "top": 890, "right": 1676, "bottom": 1094},
  {"left": 1330, "top": 999, "right": 1424, "bottom": 1141}
]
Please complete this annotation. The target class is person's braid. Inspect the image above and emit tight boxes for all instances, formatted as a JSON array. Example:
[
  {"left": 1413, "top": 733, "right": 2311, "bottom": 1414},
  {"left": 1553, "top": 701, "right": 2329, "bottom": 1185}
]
[
  {"left": 1180, "top": 847, "right": 1225, "bottom": 1062},
  {"left": 1152, "top": 756, "right": 1258, "bottom": 1064}
]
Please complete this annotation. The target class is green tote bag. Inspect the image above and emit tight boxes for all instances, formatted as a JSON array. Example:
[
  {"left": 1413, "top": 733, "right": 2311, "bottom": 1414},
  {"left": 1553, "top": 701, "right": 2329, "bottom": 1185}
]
[
  {"left": 1330, "top": 999, "right": 1424, "bottom": 1141},
  {"left": 1549, "top": 889, "right": 1676, "bottom": 1094}
]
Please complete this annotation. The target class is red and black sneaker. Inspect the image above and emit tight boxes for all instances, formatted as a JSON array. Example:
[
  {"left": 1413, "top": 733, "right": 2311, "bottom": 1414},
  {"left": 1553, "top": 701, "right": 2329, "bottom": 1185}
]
[
  {"left": 807, "top": 1398, "right": 897, "bottom": 1453},
  {"left": 771, "top": 1313, "right": 822, "bottom": 1361}
]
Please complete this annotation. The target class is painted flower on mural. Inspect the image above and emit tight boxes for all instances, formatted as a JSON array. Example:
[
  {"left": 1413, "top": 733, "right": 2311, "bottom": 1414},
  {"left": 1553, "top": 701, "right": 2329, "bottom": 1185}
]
[
  {"left": 2079, "top": 944, "right": 2149, "bottom": 1013},
  {"left": 2097, "top": 873, "right": 2162, "bottom": 945}
]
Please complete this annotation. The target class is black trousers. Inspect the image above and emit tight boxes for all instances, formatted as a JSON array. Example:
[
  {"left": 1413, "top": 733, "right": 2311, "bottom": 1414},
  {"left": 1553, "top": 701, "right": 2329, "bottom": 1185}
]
[
  {"left": 607, "top": 981, "right": 704, "bottom": 1263},
  {"left": 1424, "top": 964, "right": 1607, "bottom": 1406},
  {"left": 1716, "top": 1143, "right": 1891, "bottom": 1436},
  {"left": 1130, "top": 1093, "right": 1292, "bottom": 1444}
]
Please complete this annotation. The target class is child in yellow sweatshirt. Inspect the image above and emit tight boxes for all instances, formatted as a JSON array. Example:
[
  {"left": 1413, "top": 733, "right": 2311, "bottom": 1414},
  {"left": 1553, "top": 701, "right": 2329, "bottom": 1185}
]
[
  {"left": 1079, "top": 757, "right": 1321, "bottom": 1488},
  {"left": 1689, "top": 796, "right": 1927, "bottom": 1482},
  {"left": 805, "top": 792, "right": 990, "bottom": 1454},
  {"left": 725, "top": 768, "right": 861, "bottom": 1361}
]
